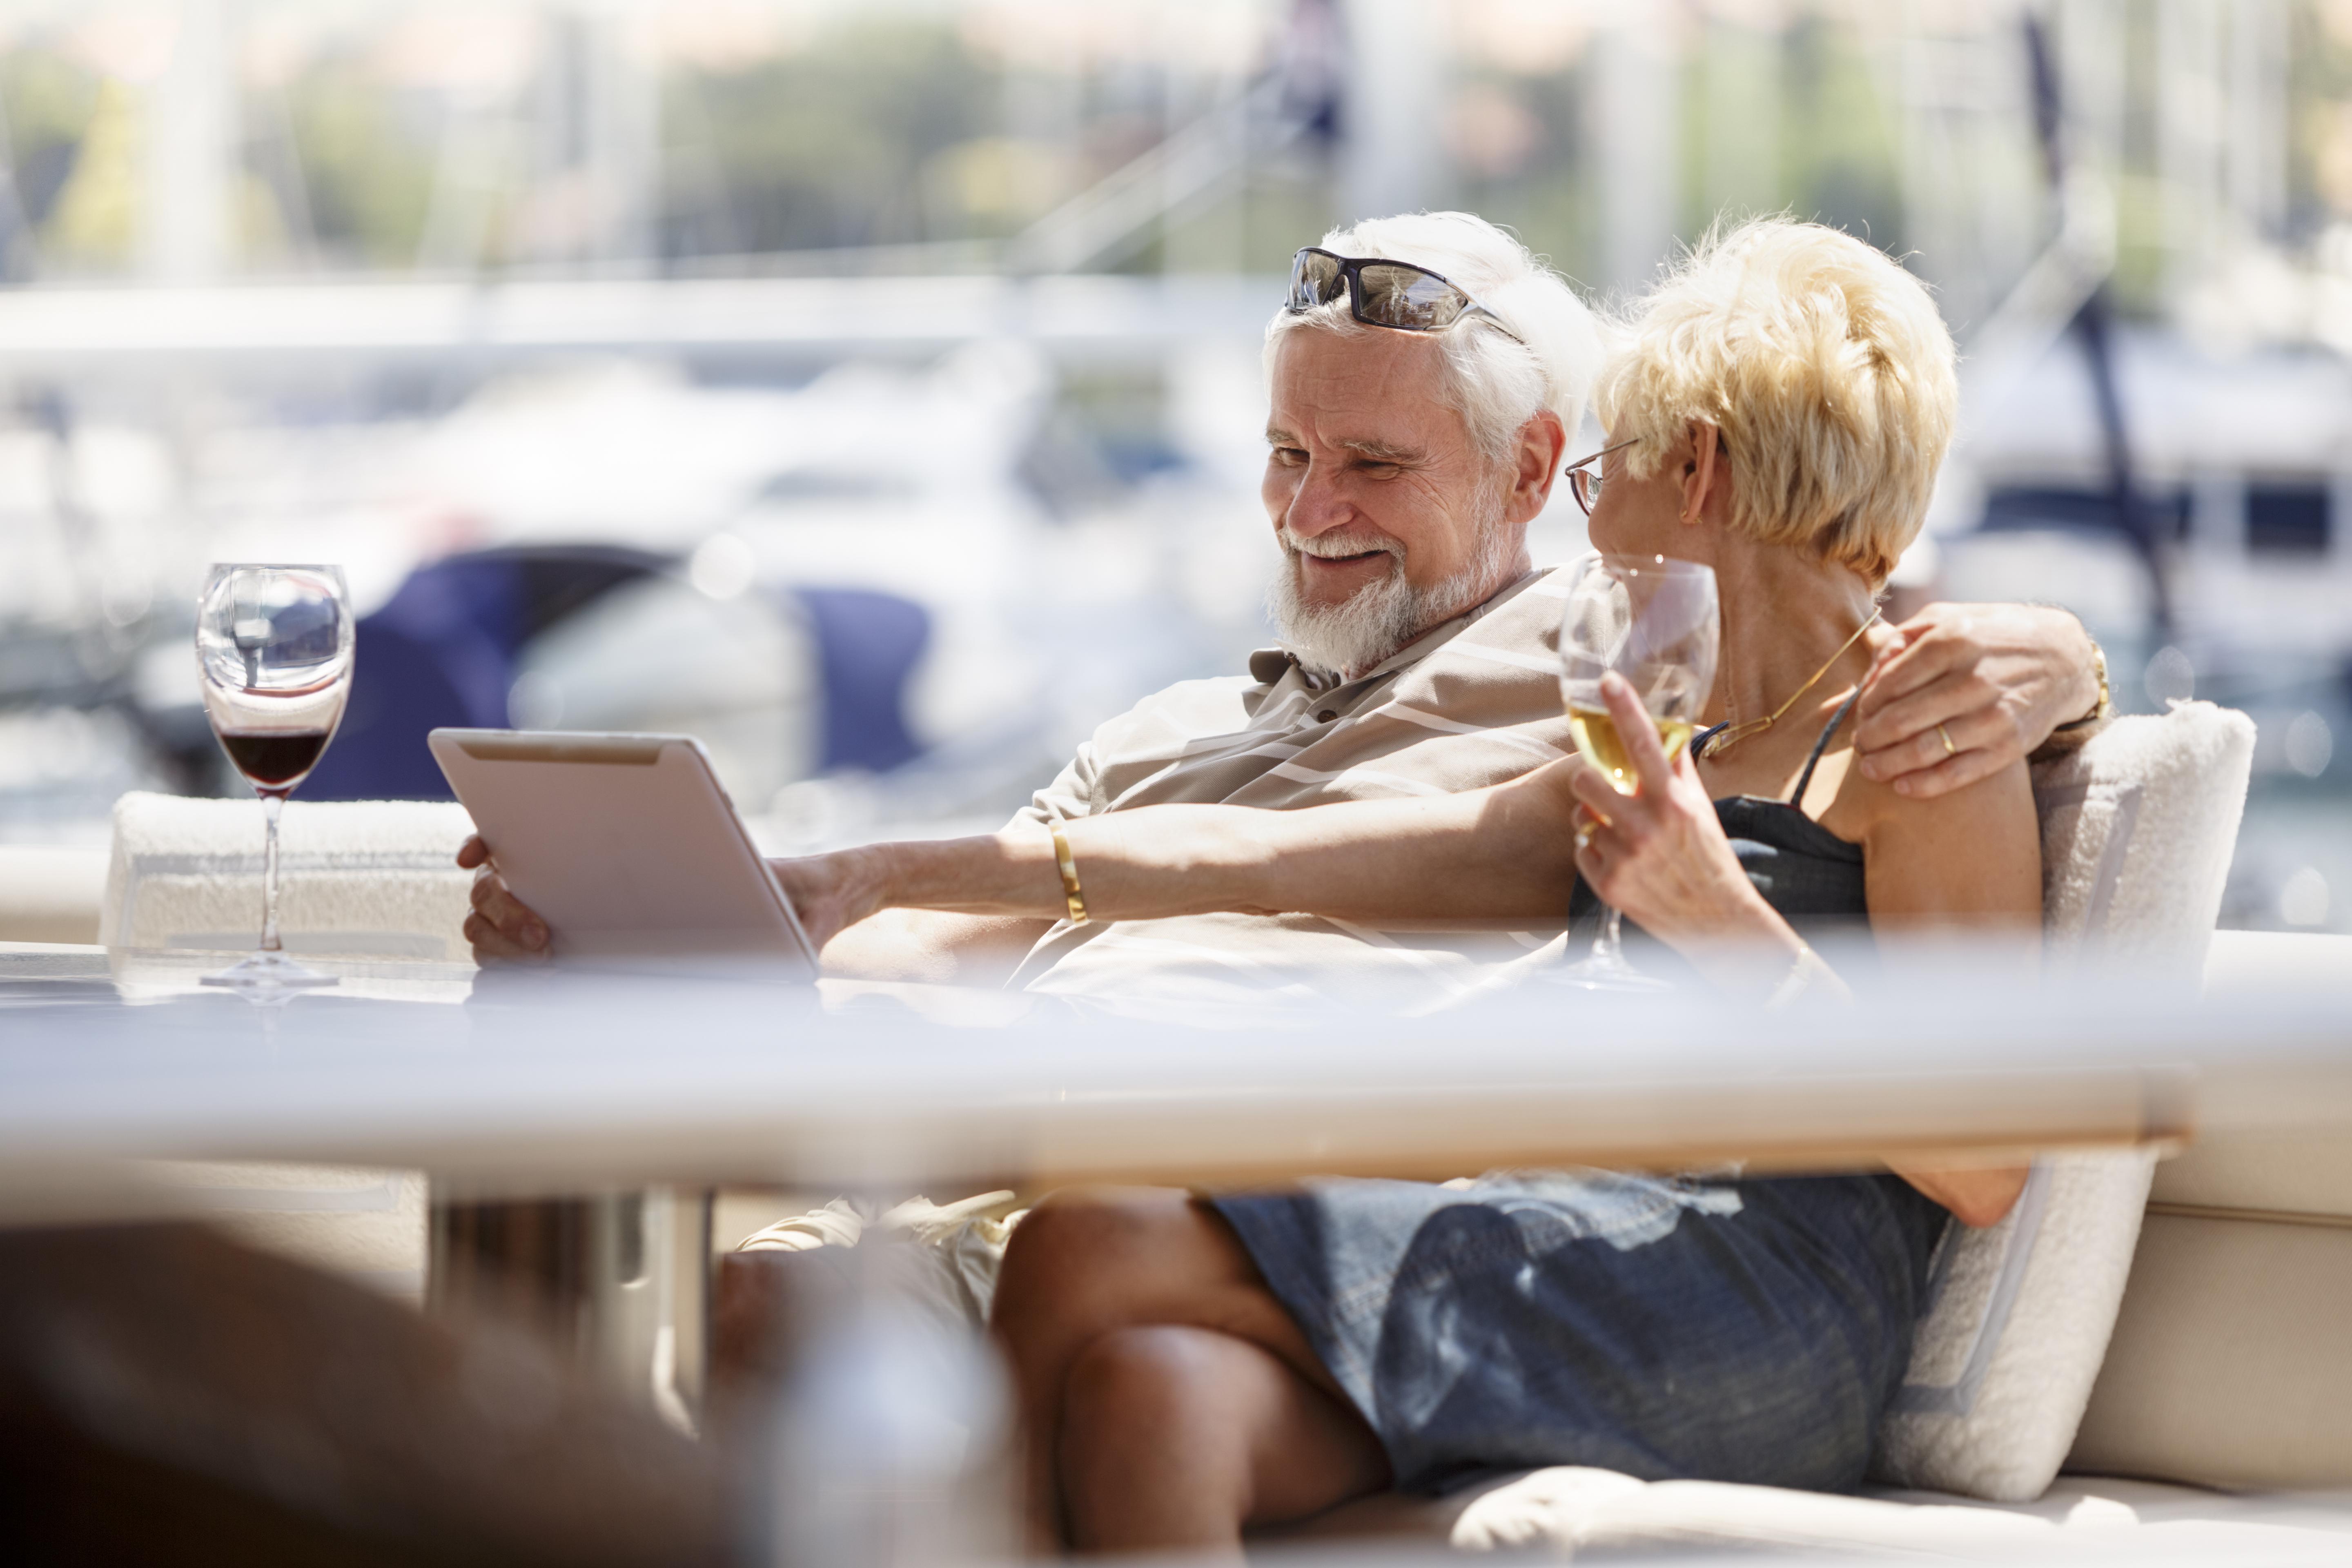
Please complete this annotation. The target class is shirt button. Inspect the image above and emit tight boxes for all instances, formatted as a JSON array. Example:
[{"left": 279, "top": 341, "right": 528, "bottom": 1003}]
[{"left": 1316, "top": 709, "right": 1337, "bottom": 723}]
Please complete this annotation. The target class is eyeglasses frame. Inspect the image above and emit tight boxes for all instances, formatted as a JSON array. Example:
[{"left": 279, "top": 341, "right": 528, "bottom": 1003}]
[{"left": 1563, "top": 438, "right": 1639, "bottom": 517}]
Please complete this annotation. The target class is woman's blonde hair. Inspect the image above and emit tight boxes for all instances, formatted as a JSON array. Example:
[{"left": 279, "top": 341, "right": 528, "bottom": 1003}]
[{"left": 1592, "top": 217, "right": 1958, "bottom": 586}]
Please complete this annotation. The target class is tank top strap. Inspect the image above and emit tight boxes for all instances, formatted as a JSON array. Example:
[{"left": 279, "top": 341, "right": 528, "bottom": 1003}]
[{"left": 1788, "top": 688, "right": 1865, "bottom": 809}]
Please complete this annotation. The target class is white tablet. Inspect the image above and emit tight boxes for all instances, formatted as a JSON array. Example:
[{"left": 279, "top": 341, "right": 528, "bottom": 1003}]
[{"left": 429, "top": 728, "right": 819, "bottom": 979}]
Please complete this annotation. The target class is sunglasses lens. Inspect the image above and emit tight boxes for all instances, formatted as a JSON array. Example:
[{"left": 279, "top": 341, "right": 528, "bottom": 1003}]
[
  {"left": 1356, "top": 263, "right": 1466, "bottom": 329},
  {"left": 1287, "top": 250, "right": 1345, "bottom": 311}
]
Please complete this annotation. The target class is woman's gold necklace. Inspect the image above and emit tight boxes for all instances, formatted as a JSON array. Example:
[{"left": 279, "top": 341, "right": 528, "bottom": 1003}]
[{"left": 1699, "top": 610, "right": 1883, "bottom": 761}]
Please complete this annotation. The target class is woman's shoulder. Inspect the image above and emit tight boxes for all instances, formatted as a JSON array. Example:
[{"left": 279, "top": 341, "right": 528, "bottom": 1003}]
[
  {"left": 1829, "top": 743, "right": 2034, "bottom": 843},
  {"left": 1829, "top": 746, "right": 2042, "bottom": 923}
]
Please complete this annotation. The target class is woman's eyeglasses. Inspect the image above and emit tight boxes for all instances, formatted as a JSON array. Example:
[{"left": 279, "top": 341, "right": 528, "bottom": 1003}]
[
  {"left": 1285, "top": 248, "right": 1525, "bottom": 343},
  {"left": 1564, "top": 439, "right": 1638, "bottom": 516}
]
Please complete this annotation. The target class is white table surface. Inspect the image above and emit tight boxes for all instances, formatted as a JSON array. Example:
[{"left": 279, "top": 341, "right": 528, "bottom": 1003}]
[{"left": 2, "top": 935, "right": 2346, "bottom": 1218}]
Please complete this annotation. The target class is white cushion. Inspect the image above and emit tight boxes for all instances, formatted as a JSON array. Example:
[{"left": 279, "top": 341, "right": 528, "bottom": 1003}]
[
  {"left": 1870, "top": 1151, "right": 2157, "bottom": 1500},
  {"left": 1447, "top": 1464, "right": 2057, "bottom": 1554},
  {"left": 2035, "top": 701, "right": 2254, "bottom": 984},
  {"left": 101, "top": 791, "right": 476, "bottom": 960},
  {"left": 1421, "top": 1469, "right": 2349, "bottom": 1555},
  {"left": 0, "top": 843, "right": 108, "bottom": 943},
  {"left": 1866, "top": 702, "right": 2254, "bottom": 1502}
]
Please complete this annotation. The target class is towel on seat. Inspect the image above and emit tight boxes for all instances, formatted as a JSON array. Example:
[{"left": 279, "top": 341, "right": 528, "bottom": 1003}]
[{"left": 100, "top": 791, "right": 477, "bottom": 960}]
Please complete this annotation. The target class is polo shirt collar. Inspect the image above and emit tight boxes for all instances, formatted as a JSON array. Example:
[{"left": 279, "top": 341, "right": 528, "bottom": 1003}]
[{"left": 1246, "top": 565, "right": 1548, "bottom": 693}]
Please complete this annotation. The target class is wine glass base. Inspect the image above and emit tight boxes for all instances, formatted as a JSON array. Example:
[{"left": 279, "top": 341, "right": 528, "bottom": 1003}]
[
  {"left": 1546, "top": 956, "right": 1673, "bottom": 993},
  {"left": 200, "top": 950, "right": 339, "bottom": 998}
]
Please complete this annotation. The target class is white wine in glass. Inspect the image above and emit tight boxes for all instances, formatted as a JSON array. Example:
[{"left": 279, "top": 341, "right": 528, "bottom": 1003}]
[
  {"left": 1556, "top": 553, "right": 1719, "bottom": 989},
  {"left": 1564, "top": 710, "right": 1699, "bottom": 792},
  {"left": 194, "top": 564, "right": 355, "bottom": 996}
]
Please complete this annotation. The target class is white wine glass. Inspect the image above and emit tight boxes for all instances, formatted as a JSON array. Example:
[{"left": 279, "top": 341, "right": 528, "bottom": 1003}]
[
  {"left": 1556, "top": 553, "right": 1719, "bottom": 990},
  {"left": 194, "top": 564, "right": 355, "bottom": 996}
]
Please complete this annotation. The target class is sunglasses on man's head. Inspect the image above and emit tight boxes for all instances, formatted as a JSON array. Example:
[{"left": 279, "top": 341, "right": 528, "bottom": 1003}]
[{"left": 1286, "top": 247, "right": 1525, "bottom": 343}]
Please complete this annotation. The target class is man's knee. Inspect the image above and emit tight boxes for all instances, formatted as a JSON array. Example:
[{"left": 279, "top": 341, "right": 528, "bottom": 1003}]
[
  {"left": 1060, "top": 1325, "right": 1240, "bottom": 1477},
  {"left": 1067, "top": 1324, "right": 1216, "bottom": 1416}
]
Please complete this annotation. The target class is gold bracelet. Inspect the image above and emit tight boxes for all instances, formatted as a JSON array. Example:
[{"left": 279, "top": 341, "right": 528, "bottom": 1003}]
[{"left": 1049, "top": 818, "right": 1089, "bottom": 926}]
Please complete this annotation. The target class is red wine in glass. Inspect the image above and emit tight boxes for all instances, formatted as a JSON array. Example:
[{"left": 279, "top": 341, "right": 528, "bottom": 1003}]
[
  {"left": 194, "top": 565, "right": 355, "bottom": 996},
  {"left": 216, "top": 728, "right": 334, "bottom": 793}
]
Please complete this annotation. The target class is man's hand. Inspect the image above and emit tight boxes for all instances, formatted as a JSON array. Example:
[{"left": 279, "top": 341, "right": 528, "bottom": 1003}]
[
  {"left": 766, "top": 847, "right": 889, "bottom": 954},
  {"left": 1854, "top": 604, "right": 2098, "bottom": 799},
  {"left": 457, "top": 835, "right": 550, "bottom": 964}
]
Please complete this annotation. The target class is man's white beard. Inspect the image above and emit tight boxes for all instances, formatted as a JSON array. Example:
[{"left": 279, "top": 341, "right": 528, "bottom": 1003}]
[{"left": 1267, "top": 506, "right": 1518, "bottom": 679}]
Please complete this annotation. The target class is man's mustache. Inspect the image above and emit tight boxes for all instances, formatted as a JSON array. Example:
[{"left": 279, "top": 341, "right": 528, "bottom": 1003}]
[{"left": 1279, "top": 528, "right": 1404, "bottom": 562}]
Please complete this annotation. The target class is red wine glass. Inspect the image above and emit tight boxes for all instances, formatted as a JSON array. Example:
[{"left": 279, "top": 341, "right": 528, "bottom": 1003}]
[{"left": 194, "top": 563, "right": 354, "bottom": 995}]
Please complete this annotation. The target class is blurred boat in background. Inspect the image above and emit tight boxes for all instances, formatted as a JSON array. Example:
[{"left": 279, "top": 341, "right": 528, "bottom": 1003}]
[{"left": 0, "top": 0, "right": 2343, "bottom": 940}]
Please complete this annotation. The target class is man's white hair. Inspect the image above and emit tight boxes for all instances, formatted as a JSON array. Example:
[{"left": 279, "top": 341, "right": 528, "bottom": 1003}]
[{"left": 1264, "top": 211, "right": 1605, "bottom": 464}]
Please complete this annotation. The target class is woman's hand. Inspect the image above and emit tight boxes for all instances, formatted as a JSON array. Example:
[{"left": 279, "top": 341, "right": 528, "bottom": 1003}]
[{"left": 1566, "top": 673, "right": 1791, "bottom": 959}]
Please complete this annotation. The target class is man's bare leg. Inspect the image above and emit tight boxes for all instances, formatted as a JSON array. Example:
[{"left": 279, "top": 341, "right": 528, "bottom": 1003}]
[
  {"left": 1058, "top": 1323, "right": 1387, "bottom": 1555},
  {"left": 989, "top": 1187, "right": 1388, "bottom": 1554}
]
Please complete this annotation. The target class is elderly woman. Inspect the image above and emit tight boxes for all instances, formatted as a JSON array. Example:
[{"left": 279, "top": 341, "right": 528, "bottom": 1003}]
[{"left": 769, "top": 218, "right": 2038, "bottom": 1554}]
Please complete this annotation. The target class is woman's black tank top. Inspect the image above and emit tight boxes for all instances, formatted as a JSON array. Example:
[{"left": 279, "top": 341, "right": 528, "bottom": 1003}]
[{"left": 1567, "top": 691, "right": 1870, "bottom": 946}]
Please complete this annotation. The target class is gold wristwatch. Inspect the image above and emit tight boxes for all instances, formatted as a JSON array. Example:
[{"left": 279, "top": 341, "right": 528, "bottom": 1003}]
[{"left": 2054, "top": 637, "right": 2110, "bottom": 732}]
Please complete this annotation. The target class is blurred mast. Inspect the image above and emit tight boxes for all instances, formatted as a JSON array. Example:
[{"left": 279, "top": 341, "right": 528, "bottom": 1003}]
[
  {"left": 523, "top": 1, "right": 659, "bottom": 273},
  {"left": 1007, "top": 0, "right": 1347, "bottom": 274},
  {"left": 1337, "top": 0, "right": 1452, "bottom": 226},
  {"left": 143, "top": 0, "right": 236, "bottom": 283},
  {"left": 2024, "top": 9, "right": 2171, "bottom": 639},
  {"left": 1595, "top": 7, "right": 1679, "bottom": 296},
  {"left": 2225, "top": 0, "right": 2288, "bottom": 252}
]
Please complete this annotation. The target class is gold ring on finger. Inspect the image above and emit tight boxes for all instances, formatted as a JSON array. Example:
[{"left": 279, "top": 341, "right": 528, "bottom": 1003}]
[{"left": 1937, "top": 722, "right": 1956, "bottom": 757}]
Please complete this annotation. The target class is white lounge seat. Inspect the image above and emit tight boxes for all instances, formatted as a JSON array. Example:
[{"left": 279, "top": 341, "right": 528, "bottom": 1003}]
[{"left": 0, "top": 843, "right": 109, "bottom": 944}]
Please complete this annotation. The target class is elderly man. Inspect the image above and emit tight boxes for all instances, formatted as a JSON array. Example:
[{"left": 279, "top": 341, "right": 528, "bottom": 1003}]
[{"left": 467, "top": 210, "right": 2099, "bottom": 1002}]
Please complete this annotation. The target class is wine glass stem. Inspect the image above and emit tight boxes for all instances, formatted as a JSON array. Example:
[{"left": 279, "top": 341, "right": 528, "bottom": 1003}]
[
  {"left": 260, "top": 792, "right": 284, "bottom": 954},
  {"left": 1592, "top": 903, "right": 1626, "bottom": 966}
]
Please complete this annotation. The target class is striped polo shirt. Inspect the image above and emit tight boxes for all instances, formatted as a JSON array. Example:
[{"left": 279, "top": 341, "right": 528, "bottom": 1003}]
[{"left": 1007, "top": 565, "right": 1578, "bottom": 1015}]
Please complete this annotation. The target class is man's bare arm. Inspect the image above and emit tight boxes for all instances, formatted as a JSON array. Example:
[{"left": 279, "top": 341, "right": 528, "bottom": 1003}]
[
  {"left": 1853, "top": 603, "right": 2100, "bottom": 799},
  {"left": 815, "top": 908, "right": 1053, "bottom": 986},
  {"left": 766, "top": 781, "right": 1586, "bottom": 938}
]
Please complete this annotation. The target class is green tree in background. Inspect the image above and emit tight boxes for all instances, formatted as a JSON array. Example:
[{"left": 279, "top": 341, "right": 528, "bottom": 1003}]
[
  {"left": 667, "top": 21, "right": 997, "bottom": 255},
  {"left": 286, "top": 60, "right": 434, "bottom": 268}
]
